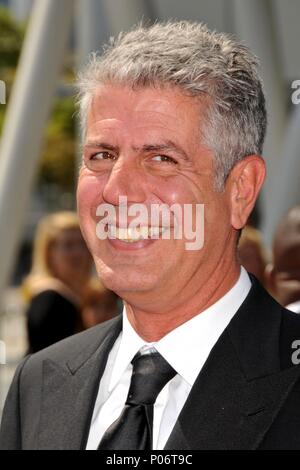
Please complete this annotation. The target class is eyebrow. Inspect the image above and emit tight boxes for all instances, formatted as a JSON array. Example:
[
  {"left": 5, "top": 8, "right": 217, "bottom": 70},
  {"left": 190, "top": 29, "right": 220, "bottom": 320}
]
[
  {"left": 84, "top": 140, "right": 189, "bottom": 161},
  {"left": 84, "top": 141, "right": 118, "bottom": 152}
]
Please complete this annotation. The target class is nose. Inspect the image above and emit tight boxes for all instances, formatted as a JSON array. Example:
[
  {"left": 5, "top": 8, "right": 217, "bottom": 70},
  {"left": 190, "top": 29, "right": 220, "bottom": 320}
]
[{"left": 102, "top": 157, "right": 147, "bottom": 206}]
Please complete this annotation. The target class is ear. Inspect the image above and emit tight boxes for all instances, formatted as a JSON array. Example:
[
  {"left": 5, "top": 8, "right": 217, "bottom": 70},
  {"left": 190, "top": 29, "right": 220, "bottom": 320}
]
[{"left": 227, "top": 155, "right": 266, "bottom": 230}]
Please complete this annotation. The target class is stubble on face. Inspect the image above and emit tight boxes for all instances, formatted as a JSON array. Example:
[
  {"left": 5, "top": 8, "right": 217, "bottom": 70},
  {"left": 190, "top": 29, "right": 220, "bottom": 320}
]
[{"left": 77, "top": 84, "right": 238, "bottom": 313}]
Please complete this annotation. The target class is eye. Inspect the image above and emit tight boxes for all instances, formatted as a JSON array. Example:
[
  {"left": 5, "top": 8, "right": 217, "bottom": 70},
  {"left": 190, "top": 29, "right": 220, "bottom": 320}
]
[
  {"left": 84, "top": 150, "right": 117, "bottom": 172},
  {"left": 151, "top": 155, "right": 178, "bottom": 164},
  {"left": 90, "top": 151, "right": 116, "bottom": 161}
]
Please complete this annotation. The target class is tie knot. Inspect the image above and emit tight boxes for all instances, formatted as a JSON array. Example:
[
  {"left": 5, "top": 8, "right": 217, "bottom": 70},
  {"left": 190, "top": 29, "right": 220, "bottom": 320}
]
[{"left": 126, "top": 351, "right": 176, "bottom": 406}]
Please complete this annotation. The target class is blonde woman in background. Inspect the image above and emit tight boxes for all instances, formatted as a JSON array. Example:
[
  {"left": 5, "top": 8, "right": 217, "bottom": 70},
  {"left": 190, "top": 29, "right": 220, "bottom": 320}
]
[{"left": 23, "top": 211, "right": 93, "bottom": 353}]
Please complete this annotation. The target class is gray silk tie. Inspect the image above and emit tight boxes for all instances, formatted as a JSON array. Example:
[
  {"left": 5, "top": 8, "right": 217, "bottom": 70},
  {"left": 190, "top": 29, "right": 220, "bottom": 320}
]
[{"left": 98, "top": 351, "right": 177, "bottom": 450}]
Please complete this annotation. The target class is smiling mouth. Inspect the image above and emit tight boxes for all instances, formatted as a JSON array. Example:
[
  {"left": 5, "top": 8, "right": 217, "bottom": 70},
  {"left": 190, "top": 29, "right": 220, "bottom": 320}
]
[{"left": 107, "top": 225, "right": 169, "bottom": 243}]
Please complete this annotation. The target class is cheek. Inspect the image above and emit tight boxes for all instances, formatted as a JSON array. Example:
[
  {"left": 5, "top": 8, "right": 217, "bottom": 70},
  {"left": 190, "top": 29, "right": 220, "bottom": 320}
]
[
  {"left": 153, "top": 178, "right": 226, "bottom": 236},
  {"left": 154, "top": 177, "right": 203, "bottom": 206},
  {"left": 77, "top": 176, "right": 103, "bottom": 245},
  {"left": 201, "top": 192, "right": 231, "bottom": 247},
  {"left": 77, "top": 174, "right": 104, "bottom": 219}
]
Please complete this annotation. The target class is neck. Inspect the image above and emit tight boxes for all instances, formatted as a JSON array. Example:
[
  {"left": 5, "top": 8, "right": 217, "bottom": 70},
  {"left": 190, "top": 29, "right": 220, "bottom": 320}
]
[{"left": 125, "top": 260, "right": 241, "bottom": 342}]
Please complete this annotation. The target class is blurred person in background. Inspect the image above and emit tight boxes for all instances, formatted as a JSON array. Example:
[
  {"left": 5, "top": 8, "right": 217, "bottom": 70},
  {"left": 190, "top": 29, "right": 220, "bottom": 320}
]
[
  {"left": 23, "top": 211, "right": 93, "bottom": 352},
  {"left": 81, "top": 278, "right": 120, "bottom": 329},
  {"left": 266, "top": 206, "right": 300, "bottom": 313},
  {"left": 238, "top": 225, "right": 268, "bottom": 285}
]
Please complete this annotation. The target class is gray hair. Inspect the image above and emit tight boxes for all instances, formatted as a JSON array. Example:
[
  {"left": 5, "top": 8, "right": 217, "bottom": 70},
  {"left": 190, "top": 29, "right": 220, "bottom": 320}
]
[{"left": 77, "top": 21, "right": 267, "bottom": 190}]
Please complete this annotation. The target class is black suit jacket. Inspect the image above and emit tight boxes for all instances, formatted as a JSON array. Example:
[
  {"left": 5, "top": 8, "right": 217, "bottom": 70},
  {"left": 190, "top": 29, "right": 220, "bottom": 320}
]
[{"left": 1, "top": 276, "right": 300, "bottom": 450}]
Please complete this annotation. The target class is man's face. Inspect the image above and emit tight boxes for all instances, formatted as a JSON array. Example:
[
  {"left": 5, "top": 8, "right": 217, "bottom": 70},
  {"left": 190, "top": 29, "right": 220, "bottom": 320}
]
[{"left": 77, "top": 84, "right": 235, "bottom": 309}]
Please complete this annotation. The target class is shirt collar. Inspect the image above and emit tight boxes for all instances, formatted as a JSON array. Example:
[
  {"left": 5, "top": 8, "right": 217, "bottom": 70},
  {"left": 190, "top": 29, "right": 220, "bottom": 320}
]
[
  {"left": 108, "top": 310, "right": 155, "bottom": 392},
  {"left": 109, "top": 267, "right": 251, "bottom": 390}
]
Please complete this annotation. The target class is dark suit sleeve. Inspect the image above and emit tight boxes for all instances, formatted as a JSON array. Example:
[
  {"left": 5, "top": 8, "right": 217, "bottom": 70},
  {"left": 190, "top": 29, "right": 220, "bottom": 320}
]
[{"left": 0, "top": 355, "right": 31, "bottom": 450}]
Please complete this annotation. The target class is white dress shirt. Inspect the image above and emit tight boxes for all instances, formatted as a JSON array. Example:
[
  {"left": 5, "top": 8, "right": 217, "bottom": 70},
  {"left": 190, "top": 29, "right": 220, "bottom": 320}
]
[{"left": 86, "top": 267, "right": 251, "bottom": 450}]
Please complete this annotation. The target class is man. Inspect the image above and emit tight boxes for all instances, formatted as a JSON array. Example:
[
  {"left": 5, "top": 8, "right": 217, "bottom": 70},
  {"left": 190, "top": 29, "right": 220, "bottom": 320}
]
[
  {"left": 1, "top": 21, "right": 300, "bottom": 450},
  {"left": 266, "top": 206, "right": 300, "bottom": 313}
]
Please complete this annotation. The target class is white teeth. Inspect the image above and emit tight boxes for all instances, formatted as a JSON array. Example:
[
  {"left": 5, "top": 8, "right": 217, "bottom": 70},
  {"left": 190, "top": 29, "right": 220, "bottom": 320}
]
[
  {"left": 150, "top": 226, "right": 160, "bottom": 238},
  {"left": 140, "top": 226, "right": 149, "bottom": 239},
  {"left": 107, "top": 226, "right": 168, "bottom": 242},
  {"left": 108, "top": 225, "right": 117, "bottom": 238}
]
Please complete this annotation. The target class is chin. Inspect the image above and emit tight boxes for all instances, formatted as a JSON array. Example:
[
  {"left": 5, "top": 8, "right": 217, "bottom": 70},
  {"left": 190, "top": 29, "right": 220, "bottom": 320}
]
[{"left": 95, "top": 261, "right": 158, "bottom": 294}]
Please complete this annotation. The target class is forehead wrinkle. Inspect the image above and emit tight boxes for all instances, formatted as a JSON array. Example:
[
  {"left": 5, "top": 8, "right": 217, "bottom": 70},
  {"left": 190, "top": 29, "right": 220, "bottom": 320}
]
[
  {"left": 84, "top": 141, "right": 118, "bottom": 151},
  {"left": 90, "top": 92, "right": 192, "bottom": 125},
  {"left": 136, "top": 142, "right": 189, "bottom": 161}
]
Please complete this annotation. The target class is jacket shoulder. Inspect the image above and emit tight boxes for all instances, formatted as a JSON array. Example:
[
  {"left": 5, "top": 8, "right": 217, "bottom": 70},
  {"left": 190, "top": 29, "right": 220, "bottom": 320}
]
[{"left": 23, "top": 315, "right": 122, "bottom": 373}]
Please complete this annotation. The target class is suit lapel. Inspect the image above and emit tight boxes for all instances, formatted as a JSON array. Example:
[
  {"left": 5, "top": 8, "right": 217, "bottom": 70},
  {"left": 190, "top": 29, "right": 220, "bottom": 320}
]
[
  {"left": 165, "top": 278, "right": 300, "bottom": 450},
  {"left": 36, "top": 278, "right": 300, "bottom": 450},
  {"left": 38, "top": 316, "right": 122, "bottom": 450}
]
